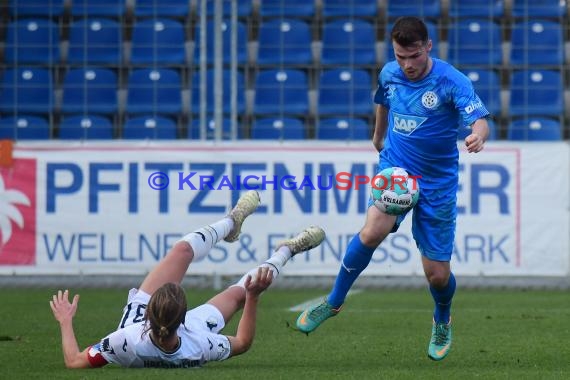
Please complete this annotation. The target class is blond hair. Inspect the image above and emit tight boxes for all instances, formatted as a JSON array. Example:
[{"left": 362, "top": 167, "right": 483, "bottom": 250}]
[{"left": 143, "top": 283, "right": 187, "bottom": 345}]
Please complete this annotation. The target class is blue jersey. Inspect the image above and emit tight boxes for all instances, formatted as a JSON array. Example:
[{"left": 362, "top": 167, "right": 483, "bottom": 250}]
[{"left": 374, "top": 58, "right": 489, "bottom": 190}]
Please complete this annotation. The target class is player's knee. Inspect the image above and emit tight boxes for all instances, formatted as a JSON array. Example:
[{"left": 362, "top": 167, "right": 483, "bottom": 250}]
[
  {"left": 426, "top": 271, "right": 449, "bottom": 289},
  {"left": 359, "top": 226, "right": 386, "bottom": 247},
  {"left": 177, "top": 232, "right": 210, "bottom": 261},
  {"left": 172, "top": 240, "right": 195, "bottom": 260}
]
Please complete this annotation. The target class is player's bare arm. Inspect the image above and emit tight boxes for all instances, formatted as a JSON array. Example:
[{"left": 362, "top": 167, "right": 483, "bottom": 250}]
[
  {"left": 465, "top": 118, "right": 489, "bottom": 153},
  {"left": 227, "top": 267, "right": 273, "bottom": 357},
  {"left": 373, "top": 105, "right": 389, "bottom": 152},
  {"left": 49, "top": 290, "right": 92, "bottom": 368}
]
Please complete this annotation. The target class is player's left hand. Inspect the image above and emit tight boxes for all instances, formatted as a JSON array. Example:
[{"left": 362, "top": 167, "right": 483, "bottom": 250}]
[
  {"left": 244, "top": 267, "right": 273, "bottom": 297},
  {"left": 50, "top": 289, "right": 79, "bottom": 324},
  {"left": 465, "top": 133, "right": 485, "bottom": 153}
]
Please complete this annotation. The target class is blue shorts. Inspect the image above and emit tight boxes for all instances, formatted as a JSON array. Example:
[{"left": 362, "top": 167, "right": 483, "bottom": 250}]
[{"left": 370, "top": 162, "right": 457, "bottom": 262}]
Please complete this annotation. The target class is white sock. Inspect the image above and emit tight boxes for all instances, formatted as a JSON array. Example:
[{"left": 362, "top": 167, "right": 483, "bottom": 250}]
[
  {"left": 178, "top": 218, "right": 233, "bottom": 261},
  {"left": 232, "top": 246, "right": 292, "bottom": 289}
]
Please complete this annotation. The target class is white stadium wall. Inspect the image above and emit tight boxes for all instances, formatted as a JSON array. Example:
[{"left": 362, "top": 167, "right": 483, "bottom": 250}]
[{"left": 0, "top": 141, "right": 568, "bottom": 280}]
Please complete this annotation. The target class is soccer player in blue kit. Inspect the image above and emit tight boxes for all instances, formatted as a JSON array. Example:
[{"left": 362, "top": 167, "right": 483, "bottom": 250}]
[{"left": 296, "top": 16, "right": 490, "bottom": 361}]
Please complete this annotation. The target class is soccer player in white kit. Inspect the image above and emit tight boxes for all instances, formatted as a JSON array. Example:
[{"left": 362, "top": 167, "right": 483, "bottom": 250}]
[{"left": 50, "top": 190, "right": 325, "bottom": 368}]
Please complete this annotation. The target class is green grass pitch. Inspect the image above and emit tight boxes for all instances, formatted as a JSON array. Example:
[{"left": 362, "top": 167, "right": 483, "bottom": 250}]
[{"left": 1, "top": 287, "right": 569, "bottom": 379}]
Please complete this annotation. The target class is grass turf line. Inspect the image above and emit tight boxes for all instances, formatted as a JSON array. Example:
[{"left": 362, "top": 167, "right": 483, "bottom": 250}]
[{"left": 0, "top": 288, "right": 568, "bottom": 379}]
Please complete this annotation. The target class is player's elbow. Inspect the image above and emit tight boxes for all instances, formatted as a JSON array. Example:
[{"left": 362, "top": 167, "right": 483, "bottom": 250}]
[
  {"left": 64, "top": 360, "right": 82, "bottom": 369},
  {"left": 231, "top": 336, "right": 254, "bottom": 356},
  {"left": 64, "top": 355, "right": 92, "bottom": 369}
]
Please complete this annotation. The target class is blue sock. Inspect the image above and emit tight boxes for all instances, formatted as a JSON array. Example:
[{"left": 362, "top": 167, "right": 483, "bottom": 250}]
[
  {"left": 429, "top": 272, "right": 456, "bottom": 324},
  {"left": 327, "top": 234, "right": 376, "bottom": 308}
]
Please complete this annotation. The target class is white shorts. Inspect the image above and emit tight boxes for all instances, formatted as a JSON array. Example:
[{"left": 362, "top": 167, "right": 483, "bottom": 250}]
[{"left": 117, "top": 288, "right": 226, "bottom": 334}]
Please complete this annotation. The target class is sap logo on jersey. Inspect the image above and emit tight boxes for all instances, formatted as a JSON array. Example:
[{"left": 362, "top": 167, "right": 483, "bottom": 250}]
[
  {"left": 392, "top": 112, "right": 427, "bottom": 135},
  {"left": 0, "top": 159, "right": 36, "bottom": 265}
]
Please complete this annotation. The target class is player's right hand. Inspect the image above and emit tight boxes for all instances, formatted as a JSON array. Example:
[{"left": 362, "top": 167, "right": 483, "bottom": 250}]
[
  {"left": 465, "top": 133, "right": 485, "bottom": 153},
  {"left": 50, "top": 289, "right": 80, "bottom": 324}
]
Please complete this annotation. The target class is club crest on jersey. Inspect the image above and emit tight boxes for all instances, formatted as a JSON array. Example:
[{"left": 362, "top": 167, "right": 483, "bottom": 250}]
[
  {"left": 392, "top": 112, "right": 427, "bottom": 135},
  {"left": 421, "top": 91, "right": 439, "bottom": 109}
]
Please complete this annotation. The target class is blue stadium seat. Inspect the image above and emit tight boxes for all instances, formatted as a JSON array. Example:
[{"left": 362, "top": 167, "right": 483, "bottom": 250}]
[
  {"left": 123, "top": 116, "right": 178, "bottom": 139},
  {"left": 61, "top": 68, "right": 118, "bottom": 115},
  {"left": 317, "top": 117, "right": 370, "bottom": 140},
  {"left": 511, "top": 0, "right": 567, "bottom": 18},
  {"left": 58, "top": 115, "right": 114, "bottom": 140},
  {"left": 510, "top": 20, "right": 564, "bottom": 66},
  {"left": 251, "top": 117, "right": 305, "bottom": 139},
  {"left": 253, "top": 69, "right": 309, "bottom": 115},
  {"left": 322, "top": 0, "right": 378, "bottom": 17},
  {"left": 448, "top": 0, "right": 504, "bottom": 18},
  {"left": 447, "top": 19, "right": 502, "bottom": 65},
  {"left": 0, "top": 68, "right": 54, "bottom": 115},
  {"left": 0, "top": 115, "right": 50, "bottom": 140},
  {"left": 386, "top": 21, "right": 439, "bottom": 60},
  {"left": 259, "top": 0, "right": 315, "bottom": 18},
  {"left": 457, "top": 118, "right": 497, "bottom": 140},
  {"left": 462, "top": 68, "right": 501, "bottom": 115},
  {"left": 195, "top": 0, "right": 252, "bottom": 17},
  {"left": 70, "top": 0, "right": 126, "bottom": 18},
  {"left": 193, "top": 20, "right": 248, "bottom": 65},
  {"left": 126, "top": 69, "right": 182, "bottom": 115},
  {"left": 9, "top": 0, "right": 65, "bottom": 17},
  {"left": 188, "top": 118, "right": 234, "bottom": 140},
  {"left": 68, "top": 18, "right": 123, "bottom": 65},
  {"left": 321, "top": 18, "right": 376, "bottom": 66},
  {"left": 507, "top": 118, "right": 562, "bottom": 140},
  {"left": 387, "top": 0, "right": 441, "bottom": 18},
  {"left": 257, "top": 18, "right": 312, "bottom": 65},
  {"left": 4, "top": 19, "right": 60, "bottom": 64},
  {"left": 191, "top": 69, "right": 246, "bottom": 114},
  {"left": 318, "top": 69, "right": 373, "bottom": 116},
  {"left": 134, "top": 0, "right": 189, "bottom": 17},
  {"left": 509, "top": 70, "right": 563, "bottom": 117},
  {"left": 131, "top": 18, "right": 186, "bottom": 65}
]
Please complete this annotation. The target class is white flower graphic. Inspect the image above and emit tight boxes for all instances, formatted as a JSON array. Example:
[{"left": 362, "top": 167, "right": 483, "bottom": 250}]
[{"left": 0, "top": 174, "right": 31, "bottom": 244}]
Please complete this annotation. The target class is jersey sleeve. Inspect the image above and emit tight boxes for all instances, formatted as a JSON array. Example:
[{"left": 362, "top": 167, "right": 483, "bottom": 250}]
[
  {"left": 204, "top": 334, "right": 231, "bottom": 362},
  {"left": 87, "top": 343, "right": 109, "bottom": 368},
  {"left": 373, "top": 66, "right": 390, "bottom": 106},
  {"left": 95, "top": 329, "right": 137, "bottom": 367},
  {"left": 449, "top": 69, "right": 490, "bottom": 126}
]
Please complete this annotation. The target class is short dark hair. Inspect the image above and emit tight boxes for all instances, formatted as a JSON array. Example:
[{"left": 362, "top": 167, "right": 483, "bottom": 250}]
[{"left": 391, "top": 16, "right": 429, "bottom": 47}]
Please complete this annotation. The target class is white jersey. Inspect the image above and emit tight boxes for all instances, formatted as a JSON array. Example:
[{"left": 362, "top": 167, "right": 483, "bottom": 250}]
[{"left": 88, "top": 289, "right": 231, "bottom": 368}]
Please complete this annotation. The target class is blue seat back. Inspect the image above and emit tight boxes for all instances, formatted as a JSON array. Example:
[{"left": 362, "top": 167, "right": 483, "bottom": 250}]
[
  {"left": 317, "top": 117, "right": 370, "bottom": 140},
  {"left": 508, "top": 118, "right": 561, "bottom": 140},
  {"left": 62, "top": 68, "right": 118, "bottom": 114},
  {"left": 448, "top": 19, "right": 502, "bottom": 65},
  {"left": 254, "top": 69, "right": 309, "bottom": 115},
  {"left": 131, "top": 18, "right": 186, "bottom": 65},
  {"left": 0, "top": 68, "right": 54, "bottom": 114},
  {"left": 251, "top": 117, "right": 306, "bottom": 139},
  {"left": 321, "top": 19, "right": 376, "bottom": 65},
  {"left": 5, "top": 19, "right": 60, "bottom": 64},
  {"left": 123, "top": 116, "right": 177, "bottom": 139},
  {"left": 68, "top": 18, "right": 122, "bottom": 65},
  {"left": 318, "top": 69, "right": 372, "bottom": 115},
  {"left": 126, "top": 69, "right": 182, "bottom": 115},
  {"left": 59, "top": 115, "right": 114, "bottom": 140},
  {"left": 257, "top": 19, "right": 312, "bottom": 65},
  {"left": 510, "top": 20, "right": 563, "bottom": 65},
  {"left": 509, "top": 70, "right": 563, "bottom": 117},
  {"left": 0, "top": 115, "right": 50, "bottom": 140}
]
